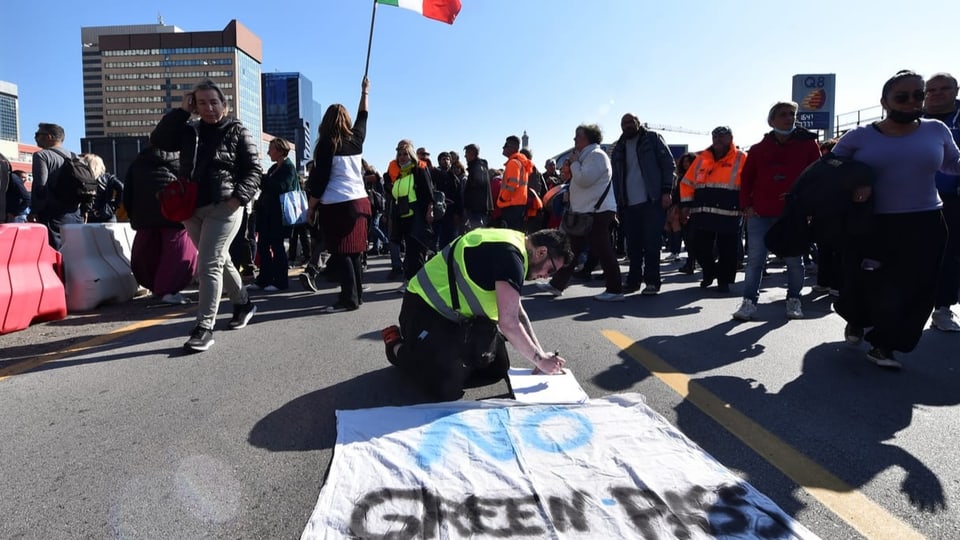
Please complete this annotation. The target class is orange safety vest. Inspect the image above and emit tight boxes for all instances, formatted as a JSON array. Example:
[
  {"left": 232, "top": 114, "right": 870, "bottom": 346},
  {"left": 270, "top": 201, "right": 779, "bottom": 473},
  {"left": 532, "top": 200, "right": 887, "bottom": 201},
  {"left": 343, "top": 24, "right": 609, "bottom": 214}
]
[
  {"left": 679, "top": 144, "right": 746, "bottom": 219},
  {"left": 496, "top": 152, "right": 531, "bottom": 208},
  {"left": 387, "top": 159, "right": 429, "bottom": 183}
]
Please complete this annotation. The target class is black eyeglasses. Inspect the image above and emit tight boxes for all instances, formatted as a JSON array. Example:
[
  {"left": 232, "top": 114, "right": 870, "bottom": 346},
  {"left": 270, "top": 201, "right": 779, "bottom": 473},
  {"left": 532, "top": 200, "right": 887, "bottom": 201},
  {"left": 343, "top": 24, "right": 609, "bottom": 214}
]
[
  {"left": 547, "top": 257, "right": 559, "bottom": 276},
  {"left": 892, "top": 90, "right": 926, "bottom": 104}
]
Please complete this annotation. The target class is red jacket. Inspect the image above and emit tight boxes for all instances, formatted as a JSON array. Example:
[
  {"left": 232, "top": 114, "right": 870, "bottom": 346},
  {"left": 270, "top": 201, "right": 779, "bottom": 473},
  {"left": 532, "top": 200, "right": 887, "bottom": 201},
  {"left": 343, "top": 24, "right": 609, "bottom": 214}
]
[{"left": 740, "top": 129, "right": 821, "bottom": 217}]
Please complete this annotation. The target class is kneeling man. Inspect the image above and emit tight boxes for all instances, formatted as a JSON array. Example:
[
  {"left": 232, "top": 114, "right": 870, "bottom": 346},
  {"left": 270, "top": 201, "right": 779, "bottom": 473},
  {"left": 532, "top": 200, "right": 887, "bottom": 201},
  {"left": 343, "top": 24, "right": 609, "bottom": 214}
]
[{"left": 383, "top": 228, "right": 572, "bottom": 400}]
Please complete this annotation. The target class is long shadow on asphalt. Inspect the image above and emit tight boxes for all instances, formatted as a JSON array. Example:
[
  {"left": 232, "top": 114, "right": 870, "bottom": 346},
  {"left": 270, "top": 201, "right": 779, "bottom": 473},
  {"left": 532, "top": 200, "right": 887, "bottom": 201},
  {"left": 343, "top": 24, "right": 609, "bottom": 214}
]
[
  {"left": 248, "top": 363, "right": 512, "bottom": 454},
  {"left": 2, "top": 317, "right": 239, "bottom": 374},
  {"left": 593, "top": 318, "right": 785, "bottom": 391},
  {"left": 646, "top": 336, "right": 959, "bottom": 521},
  {"left": 523, "top": 264, "right": 836, "bottom": 325}
]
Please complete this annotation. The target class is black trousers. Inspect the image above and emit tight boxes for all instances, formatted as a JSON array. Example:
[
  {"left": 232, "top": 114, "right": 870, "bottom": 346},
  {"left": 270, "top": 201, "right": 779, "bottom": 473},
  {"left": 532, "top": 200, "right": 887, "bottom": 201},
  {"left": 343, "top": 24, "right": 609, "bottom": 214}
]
[
  {"left": 499, "top": 205, "right": 526, "bottom": 232},
  {"left": 391, "top": 293, "right": 509, "bottom": 401},
  {"left": 836, "top": 210, "right": 946, "bottom": 352},
  {"left": 333, "top": 252, "right": 363, "bottom": 309},
  {"left": 692, "top": 227, "right": 739, "bottom": 286},
  {"left": 813, "top": 219, "right": 843, "bottom": 290},
  {"left": 935, "top": 196, "right": 960, "bottom": 308}
]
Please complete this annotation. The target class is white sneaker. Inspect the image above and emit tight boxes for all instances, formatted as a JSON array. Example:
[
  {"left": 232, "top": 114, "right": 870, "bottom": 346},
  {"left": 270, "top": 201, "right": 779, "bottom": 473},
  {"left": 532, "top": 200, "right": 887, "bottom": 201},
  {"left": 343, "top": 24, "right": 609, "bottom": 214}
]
[
  {"left": 785, "top": 297, "right": 804, "bottom": 319},
  {"left": 931, "top": 307, "right": 960, "bottom": 332},
  {"left": 732, "top": 298, "right": 757, "bottom": 321},
  {"left": 593, "top": 292, "right": 625, "bottom": 302},
  {"left": 533, "top": 281, "right": 563, "bottom": 297}
]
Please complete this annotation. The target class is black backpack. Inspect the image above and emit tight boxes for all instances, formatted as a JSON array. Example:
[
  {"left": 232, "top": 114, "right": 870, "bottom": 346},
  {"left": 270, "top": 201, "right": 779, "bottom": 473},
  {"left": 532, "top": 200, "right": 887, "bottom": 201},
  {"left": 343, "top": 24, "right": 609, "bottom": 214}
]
[
  {"left": 367, "top": 189, "right": 385, "bottom": 214},
  {"left": 50, "top": 148, "right": 98, "bottom": 209}
]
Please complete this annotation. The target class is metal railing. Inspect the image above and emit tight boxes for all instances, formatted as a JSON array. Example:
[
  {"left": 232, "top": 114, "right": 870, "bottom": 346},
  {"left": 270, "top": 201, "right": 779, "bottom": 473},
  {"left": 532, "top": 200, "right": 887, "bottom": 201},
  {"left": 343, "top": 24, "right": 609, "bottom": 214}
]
[{"left": 833, "top": 105, "right": 884, "bottom": 138}]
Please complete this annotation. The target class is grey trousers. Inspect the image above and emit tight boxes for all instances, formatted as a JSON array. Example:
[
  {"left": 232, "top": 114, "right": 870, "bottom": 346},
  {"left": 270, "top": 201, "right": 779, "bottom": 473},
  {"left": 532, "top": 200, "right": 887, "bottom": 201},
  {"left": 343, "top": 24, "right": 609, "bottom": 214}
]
[{"left": 183, "top": 201, "right": 249, "bottom": 330}]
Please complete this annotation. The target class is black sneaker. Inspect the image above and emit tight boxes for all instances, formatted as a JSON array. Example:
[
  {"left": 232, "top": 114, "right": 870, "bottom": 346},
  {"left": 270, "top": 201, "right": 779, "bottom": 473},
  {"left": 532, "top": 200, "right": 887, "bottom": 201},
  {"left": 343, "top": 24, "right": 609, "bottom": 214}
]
[
  {"left": 866, "top": 347, "right": 901, "bottom": 369},
  {"left": 184, "top": 325, "right": 214, "bottom": 352},
  {"left": 229, "top": 301, "right": 257, "bottom": 329},
  {"left": 844, "top": 324, "right": 864, "bottom": 345},
  {"left": 299, "top": 268, "right": 319, "bottom": 292},
  {"left": 641, "top": 284, "right": 660, "bottom": 296}
]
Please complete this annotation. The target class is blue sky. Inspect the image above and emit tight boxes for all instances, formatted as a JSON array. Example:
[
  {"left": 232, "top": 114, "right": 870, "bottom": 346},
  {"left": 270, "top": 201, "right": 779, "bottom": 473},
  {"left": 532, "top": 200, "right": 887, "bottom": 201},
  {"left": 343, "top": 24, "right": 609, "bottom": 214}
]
[{"left": 2, "top": 0, "right": 958, "bottom": 173}]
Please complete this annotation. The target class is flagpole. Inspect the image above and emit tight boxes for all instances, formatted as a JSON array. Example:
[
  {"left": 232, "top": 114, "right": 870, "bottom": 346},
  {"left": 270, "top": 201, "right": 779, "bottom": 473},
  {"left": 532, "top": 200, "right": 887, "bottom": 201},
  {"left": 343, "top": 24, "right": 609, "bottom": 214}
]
[{"left": 363, "top": 0, "right": 378, "bottom": 80}]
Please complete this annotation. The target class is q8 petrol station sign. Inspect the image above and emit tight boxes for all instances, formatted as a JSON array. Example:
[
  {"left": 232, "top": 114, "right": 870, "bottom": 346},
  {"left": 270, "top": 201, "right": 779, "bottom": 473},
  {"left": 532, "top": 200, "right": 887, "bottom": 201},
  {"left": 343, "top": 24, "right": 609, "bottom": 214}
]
[{"left": 792, "top": 74, "right": 836, "bottom": 134}]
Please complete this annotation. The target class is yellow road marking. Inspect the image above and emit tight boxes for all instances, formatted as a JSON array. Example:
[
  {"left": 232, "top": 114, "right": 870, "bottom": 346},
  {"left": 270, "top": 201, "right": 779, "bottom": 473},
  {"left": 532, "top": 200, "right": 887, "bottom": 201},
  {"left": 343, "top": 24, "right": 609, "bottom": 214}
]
[
  {"left": 602, "top": 329, "right": 924, "bottom": 540},
  {"left": 0, "top": 310, "right": 186, "bottom": 382}
]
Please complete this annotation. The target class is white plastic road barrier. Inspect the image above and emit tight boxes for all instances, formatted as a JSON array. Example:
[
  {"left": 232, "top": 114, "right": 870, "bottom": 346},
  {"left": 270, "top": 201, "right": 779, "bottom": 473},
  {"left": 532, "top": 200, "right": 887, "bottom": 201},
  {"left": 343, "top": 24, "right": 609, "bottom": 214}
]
[{"left": 61, "top": 223, "right": 139, "bottom": 312}]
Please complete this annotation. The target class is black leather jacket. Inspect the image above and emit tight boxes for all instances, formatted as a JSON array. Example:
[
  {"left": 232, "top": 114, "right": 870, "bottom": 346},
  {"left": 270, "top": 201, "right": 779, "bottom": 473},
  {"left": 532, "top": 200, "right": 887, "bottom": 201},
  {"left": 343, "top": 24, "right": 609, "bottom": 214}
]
[
  {"left": 150, "top": 109, "right": 261, "bottom": 206},
  {"left": 122, "top": 146, "right": 182, "bottom": 230}
]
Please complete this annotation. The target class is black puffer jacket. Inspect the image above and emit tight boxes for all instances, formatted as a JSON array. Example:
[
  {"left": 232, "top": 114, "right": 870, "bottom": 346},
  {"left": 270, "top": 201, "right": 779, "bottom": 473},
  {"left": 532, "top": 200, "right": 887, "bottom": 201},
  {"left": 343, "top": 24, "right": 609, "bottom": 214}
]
[
  {"left": 150, "top": 109, "right": 261, "bottom": 207},
  {"left": 123, "top": 146, "right": 182, "bottom": 230}
]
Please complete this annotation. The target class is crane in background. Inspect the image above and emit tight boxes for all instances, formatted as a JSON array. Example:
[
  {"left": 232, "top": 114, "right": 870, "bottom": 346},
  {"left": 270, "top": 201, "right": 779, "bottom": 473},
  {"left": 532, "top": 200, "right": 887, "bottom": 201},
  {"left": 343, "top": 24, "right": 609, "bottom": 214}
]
[
  {"left": 643, "top": 123, "right": 710, "bottom": 136},
  {"left": 546, "top": 123, "right": 709, "bottom": 165}
]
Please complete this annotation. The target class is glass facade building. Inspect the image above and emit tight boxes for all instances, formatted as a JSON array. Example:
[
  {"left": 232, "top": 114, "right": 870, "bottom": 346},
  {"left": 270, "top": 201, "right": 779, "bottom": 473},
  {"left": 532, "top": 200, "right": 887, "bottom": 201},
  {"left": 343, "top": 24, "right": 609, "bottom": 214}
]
[
  {"left": 237, "top": 52, "right": 262, "bottom": 147},
  {"left": 262, "top": 72, "right": 317, "bottom": 170}
]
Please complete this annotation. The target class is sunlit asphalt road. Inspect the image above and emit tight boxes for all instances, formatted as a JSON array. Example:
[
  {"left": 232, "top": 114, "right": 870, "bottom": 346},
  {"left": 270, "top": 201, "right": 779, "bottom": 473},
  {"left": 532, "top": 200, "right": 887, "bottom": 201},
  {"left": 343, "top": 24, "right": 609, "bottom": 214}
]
[{"left": 2, "top": 256, "right": 958, "bottom": 539}]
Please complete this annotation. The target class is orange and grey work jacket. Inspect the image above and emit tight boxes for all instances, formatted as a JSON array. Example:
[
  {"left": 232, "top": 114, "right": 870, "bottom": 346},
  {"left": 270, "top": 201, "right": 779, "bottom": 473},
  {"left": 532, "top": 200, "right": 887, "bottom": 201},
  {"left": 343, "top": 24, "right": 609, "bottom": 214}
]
[
  {"left": 679, "top": 144, "right": 747, "bottom": 233},
  {"left": 496, "top": 152, "right": 531, "bottom": 209}
]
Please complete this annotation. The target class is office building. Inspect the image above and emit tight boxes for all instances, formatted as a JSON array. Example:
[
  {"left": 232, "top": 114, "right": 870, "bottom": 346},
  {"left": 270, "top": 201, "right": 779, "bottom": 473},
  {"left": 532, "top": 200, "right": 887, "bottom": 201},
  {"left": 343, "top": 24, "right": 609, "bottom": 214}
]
[
  {"left": 0, "top": 81, "right": 19, "bottom": 160},
  {"left": 262, "top": 72, "right": 319, "bottom": 171},
  {"left": 79, "top": 19, "right": 263, "bottom": 175},
  {"left": 0, "top": 81, "right": 19, "bottom": 143}
]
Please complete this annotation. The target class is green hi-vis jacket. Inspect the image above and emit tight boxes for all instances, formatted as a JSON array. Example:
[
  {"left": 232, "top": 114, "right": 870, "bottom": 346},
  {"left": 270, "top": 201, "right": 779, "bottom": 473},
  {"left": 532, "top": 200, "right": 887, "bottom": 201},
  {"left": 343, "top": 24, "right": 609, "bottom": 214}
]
[{"left": 407, "top": 228, "right": 528, "bottom": 322}]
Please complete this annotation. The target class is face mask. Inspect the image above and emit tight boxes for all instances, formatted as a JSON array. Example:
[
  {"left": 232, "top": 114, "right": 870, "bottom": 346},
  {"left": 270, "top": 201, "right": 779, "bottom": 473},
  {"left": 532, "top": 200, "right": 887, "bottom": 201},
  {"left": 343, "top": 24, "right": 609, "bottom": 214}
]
[
  {"left": 886, "top": 109, "right": 922, "bottom": 124},
  {"left": 772, "top": 125, "right": 796, "bottom": 136}
]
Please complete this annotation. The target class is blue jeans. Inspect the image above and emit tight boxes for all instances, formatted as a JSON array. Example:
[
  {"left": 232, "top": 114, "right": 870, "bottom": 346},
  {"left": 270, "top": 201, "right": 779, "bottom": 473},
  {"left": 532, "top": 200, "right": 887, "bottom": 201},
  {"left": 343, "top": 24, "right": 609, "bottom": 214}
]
[
  {"left": 368, "top": 211, "right": 388, "bottom": 251},
  {"left": 742, "top": 216, "right": 804, "bottom": 302},
  {"left": 623, "top": 202, "right": 666, "bottom": 287},
  {"left": 389, "top": 241, "right": 403, "bottom": 272}
]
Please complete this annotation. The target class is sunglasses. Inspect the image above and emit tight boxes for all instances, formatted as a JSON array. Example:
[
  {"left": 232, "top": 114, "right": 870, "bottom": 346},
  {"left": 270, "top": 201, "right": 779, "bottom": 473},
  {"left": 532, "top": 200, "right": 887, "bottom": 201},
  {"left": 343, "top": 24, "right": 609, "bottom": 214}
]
[{"left": 892, "top": 90, "right": 925, "bottom": 104}]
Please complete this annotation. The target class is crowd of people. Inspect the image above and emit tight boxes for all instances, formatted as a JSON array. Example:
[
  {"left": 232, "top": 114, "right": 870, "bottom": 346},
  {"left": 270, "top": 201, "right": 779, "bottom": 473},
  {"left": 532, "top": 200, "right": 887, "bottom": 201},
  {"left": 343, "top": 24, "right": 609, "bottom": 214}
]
[{"left": 5, "top": 69, "right": 960, "bottom": 378}]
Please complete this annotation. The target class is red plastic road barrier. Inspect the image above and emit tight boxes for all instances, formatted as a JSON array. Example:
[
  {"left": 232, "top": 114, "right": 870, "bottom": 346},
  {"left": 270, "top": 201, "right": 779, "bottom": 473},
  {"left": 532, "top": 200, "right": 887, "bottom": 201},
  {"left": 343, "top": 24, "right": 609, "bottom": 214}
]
[{"left": 0, "top": 223, "right": 67, "bottom": 334}]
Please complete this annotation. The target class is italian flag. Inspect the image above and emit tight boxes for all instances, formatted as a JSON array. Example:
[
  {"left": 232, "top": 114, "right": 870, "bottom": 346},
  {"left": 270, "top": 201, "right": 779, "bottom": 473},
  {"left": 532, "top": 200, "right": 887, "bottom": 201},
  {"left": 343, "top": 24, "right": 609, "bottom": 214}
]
[{"left": 376, "top": 0, "right": 462, "bottom": 25}]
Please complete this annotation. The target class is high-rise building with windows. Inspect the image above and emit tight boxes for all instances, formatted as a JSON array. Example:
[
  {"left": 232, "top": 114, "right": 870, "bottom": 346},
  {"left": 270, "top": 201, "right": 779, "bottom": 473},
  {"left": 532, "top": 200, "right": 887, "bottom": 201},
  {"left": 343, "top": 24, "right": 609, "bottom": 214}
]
[
  {"left": 79, "top": 20, "right": 263, "bottom": 175},
  {"left": 0, "top": 80, "right": 20, "bottom": 166},
  {"left": 0, "top": 81, "right": 19, "bottom": 145},
  {"left": 262, "top": 72, "right": 319, "bottom": 171}
]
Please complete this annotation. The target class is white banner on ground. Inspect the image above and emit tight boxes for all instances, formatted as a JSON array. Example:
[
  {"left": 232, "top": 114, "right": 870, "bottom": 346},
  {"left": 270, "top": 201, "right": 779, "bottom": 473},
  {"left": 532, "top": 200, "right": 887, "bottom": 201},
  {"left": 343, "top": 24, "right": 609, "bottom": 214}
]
[{"left": 302, "top": 393, "right": 819, "bottom": 539}]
